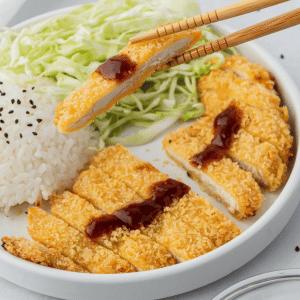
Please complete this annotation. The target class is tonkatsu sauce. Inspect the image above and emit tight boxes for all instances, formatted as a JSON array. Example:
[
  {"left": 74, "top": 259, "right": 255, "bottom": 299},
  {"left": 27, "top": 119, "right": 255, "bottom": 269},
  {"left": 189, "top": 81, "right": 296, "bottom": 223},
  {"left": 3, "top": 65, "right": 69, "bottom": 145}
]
[
  {"left": 95, "top": 54, "right": 137, "bottom": 82},
  {"left": 190, "top": 104, "right": 243, "bottom": 168},
  {"left": 85, "top": 179, "right": 190, "bottom": 239}
]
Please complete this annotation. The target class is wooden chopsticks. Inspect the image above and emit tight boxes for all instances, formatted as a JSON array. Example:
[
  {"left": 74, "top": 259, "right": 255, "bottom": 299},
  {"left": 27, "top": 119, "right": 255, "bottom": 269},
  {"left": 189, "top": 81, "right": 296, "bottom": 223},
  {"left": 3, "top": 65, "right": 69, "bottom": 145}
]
[
  {"left": 155, "top": 7, "right": 300, "bottom": 72},
  {"left": 130, "top": 0, "right": 289, "bottom": 44}
]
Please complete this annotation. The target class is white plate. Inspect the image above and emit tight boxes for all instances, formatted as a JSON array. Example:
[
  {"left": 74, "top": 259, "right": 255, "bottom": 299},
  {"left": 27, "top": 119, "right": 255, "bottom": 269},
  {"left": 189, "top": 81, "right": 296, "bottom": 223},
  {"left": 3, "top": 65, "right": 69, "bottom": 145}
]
[
  {"left": 212, "top": 269, "right": 300, "bottom": 300},
  {"left": 1, "top": 5, "right": 300, "bottom": 300}
]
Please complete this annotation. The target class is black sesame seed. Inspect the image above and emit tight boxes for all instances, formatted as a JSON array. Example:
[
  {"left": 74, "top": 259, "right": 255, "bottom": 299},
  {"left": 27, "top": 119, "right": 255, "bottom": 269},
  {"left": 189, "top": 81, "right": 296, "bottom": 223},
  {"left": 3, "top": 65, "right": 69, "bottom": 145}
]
[
  {"left": 0, "top": 127, "right": 2, "bottom": 131},
  {"left": 296, "top": 246, "right": 300, "bottom": 252},
  {"left": 32, "top": 132, "right": 37, "bottom": 136},
  {"left": 0, "top": 120, "right": 4, "bottom": 123},
  {"left": 31, "top": 105, "right": 37, "bottom": 109},
  {"left": 26, "top": 111, "right": 30, "bottom": 114},
  {"left": 0, "top": 108, "right": 3, "bottom": 111},
  {"left": 1, "top": 93, "right": 6, "bottom": 96},
  {"left": 11, "top": 99, "right": 15, "bottom": 104},
  {"left": 22, "top": 89, "right": 26, "bottom": 93},
  {"left": 27, "top": 124, "right": 33, "bottom": 127},
  {"left": 0, "top": 81, "right": 2, "bottom": 84},
  {"left": 32, "top": 87, "right": 35, "bottom": 90},
  {"left": 37, "top": 119, "right": 42, "bottom": 123},
  {"left": 15, "top": 119, "right": 19, "bottom": 124},
  {"left": 17, "top": 99, "right": 21, "bottom": 104},
  {"left": 280, "top": 54, "right": 284, "bottom": 59},
  {"left": 4, "top": 133, "right": 8, "bottom": 138},
  {"left": 6, "top": 141, "right": 9, "bottom": 144},
  {"left": 29, "top": 100, "right": 34, "bottom": 105},
  {"left": 0, "top": 113, "right": 1, "bottom": 117},
  {"left": 20, "top": 133, "right": 23, "bottom": 138},
  {"left": 8, "top": 110, "right": 14, "bottom": 114}
]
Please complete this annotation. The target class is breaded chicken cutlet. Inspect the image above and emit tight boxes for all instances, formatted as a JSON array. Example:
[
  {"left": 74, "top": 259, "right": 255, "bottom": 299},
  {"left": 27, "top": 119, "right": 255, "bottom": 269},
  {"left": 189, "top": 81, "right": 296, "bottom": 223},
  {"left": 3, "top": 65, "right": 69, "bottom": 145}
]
[
  {"left": 185, "top": 113, "right": 287, "bottom": 191},
  {"left": 1, "top": 236, "right": 88, "bottom": 273},
  {"left": 4, "top": 145, "right": 242, "bottom": 271},
  {"left": 162, "top": 125, "right": 264, "bottom": 219},
  {"left": 198, "top": 55, "right": 289, "bottom": 122},
  {"left": 27, "top": 207, "right": 136, "bottom": 274},
  {"left": 51, "top": 191, "right": 177, "bottom": 271},
  {"left": 163, "top": 55, "right": 291, "bottom": 217},
  {"left": 89, "top": 144, "right": 242, "bottom": 247},
  {"left": 54, "top": 28, "right": 202, "bottom": 133},
  {"left": 199, "top": 96, "right": 292, "bottom": 164}
]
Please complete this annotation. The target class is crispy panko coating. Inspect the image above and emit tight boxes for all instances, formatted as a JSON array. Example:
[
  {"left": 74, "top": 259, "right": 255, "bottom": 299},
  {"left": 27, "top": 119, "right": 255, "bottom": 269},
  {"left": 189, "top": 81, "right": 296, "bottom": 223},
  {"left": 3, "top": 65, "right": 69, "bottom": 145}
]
[
  {"left": 166, "top": 191, "right": 242, "bottom": 247},
  {"left": 54, "top": 29, "right": 202, "bottom": 133},
  {"left": 27, "top": 207, "right": 136, "bottom": 274},
  {"left": 163, "top": 129, "right": 264, "bottom": 219},
  {"left": 198, "top": 67, "right": 288, "bottom": 122},
  {"left": 75, "top": 157, "right": 216, "bottom": 261},
  {"left": 198, "top": 96, "right": 292, "bottom": 164},
  {"left": 222, "top": 55, "right": 276, "bottom": 90},
  {"left": 73, "top": 166, "right": 144, "bottom": 213},
  {"left": 1, "top": 236, "right": 88, "bottom": 273},
  {"left": 91, "top": 144, "right": 168, "bottom": 199},
  {"left": 51, "top": 191, "right": 176, "bottom": 271},
  {"left": 91, "top": 144, "right": 242, "bottom": 242},
  {"left": 188, "top": 115, "right": 287, "bottom": 191}
]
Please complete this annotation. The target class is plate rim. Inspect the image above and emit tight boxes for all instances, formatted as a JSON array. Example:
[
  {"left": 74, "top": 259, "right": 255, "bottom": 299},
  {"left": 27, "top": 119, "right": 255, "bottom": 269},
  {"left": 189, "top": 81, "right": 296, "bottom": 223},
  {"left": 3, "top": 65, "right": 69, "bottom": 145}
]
[{"left": 0, "top": 3, "right": 300, "bottom": 299}]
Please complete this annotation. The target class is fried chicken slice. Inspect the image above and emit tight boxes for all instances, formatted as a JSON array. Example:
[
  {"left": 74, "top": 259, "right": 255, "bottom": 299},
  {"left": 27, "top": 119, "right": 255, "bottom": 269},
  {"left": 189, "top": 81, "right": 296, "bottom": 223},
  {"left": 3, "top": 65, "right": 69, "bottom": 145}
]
[
  {"left": 27, "top": 207, "right": 136, "bottom": 274},
  {"left": 1, "top": 236, "right": 88, "bottom": 273},
  {"left": 73, "top": 166, "right": 215, "bottom": 262},
  {"left": 222, "top": 55, "right": 276, "bottom": 90},
  {"left": 90, "top": 144, "right": 242, "bottom": 240},
  {"left": 198, "top": 67, "right": 288, "bottom": 122},
  {"left": 51, "top": 191, "right": 176, "bottom": 271},
  {"left": 162, "top": 128, "right": 264, "bottom": 219},
  {"left": 199, "top": 95, "right": 292, "bottom": 164},
  {"left": 187, "top": 115, "right": 287, "bottom": 191},
  {"left": 54, "top": 29, "right": 202, "bottom": 133}
]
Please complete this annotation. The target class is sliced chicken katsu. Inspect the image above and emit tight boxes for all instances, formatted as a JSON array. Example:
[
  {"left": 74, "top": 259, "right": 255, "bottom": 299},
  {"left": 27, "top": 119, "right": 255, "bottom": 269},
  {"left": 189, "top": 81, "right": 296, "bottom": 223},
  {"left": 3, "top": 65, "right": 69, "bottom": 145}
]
[
  {"left": 54, "top": 28, "right": 202, "bottom": 133},
  {"left": 186, "top": 113, "right": 287, "bottom": 191},
  {"left": 27, "top": 207, "right": 136, "bottom": 274},
  {"left": 162, "top": 118, "right": 264, "bottom": 219},
  {"left": 199, "top": 96, "right": 292, "bottom": 164},
  {"left": 198, "top": 64, "right": 288, "bottom": 122},
  {"left": 222, "top": 55, "right": 276, "bottom": 90},
  {"left": 51, "top": 191, "right": 176, "bottom": 271},
  {"left": 89, "top": 144, "right": 241, "bottom": 242},
  {"left": 73, "top": 167, "right": 216, "bottom": 262},
  {"left": 1, "top": 236, "right": 88, "bottom": 273}
]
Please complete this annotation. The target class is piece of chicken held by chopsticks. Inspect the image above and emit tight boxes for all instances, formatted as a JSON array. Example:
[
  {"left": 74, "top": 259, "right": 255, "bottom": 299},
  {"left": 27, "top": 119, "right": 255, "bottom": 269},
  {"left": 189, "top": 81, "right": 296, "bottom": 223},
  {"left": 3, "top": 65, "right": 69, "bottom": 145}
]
[{"left": 54, "top": 28, "right": 202, "bottom": 133}]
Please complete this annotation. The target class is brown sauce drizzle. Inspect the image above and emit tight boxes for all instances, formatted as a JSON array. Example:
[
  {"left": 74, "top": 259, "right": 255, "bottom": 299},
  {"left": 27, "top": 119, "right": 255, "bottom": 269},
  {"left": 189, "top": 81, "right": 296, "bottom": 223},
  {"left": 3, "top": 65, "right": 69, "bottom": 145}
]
[
  {"left": 190, "top": 104, "right": 243, "bottom": 168},
  {"left": 85, "top": 179, "right": 190, "bottom": 239},
  {"left": 95, "top": 54, "right": 137, "bottom": 82}
]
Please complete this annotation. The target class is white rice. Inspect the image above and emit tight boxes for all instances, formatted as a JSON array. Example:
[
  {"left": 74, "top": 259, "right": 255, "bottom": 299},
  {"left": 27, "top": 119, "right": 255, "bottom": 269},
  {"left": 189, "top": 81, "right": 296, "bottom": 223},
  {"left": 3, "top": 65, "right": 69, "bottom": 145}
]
[{"left": 0, "top": 76, "right": 97, "bottom": 213}]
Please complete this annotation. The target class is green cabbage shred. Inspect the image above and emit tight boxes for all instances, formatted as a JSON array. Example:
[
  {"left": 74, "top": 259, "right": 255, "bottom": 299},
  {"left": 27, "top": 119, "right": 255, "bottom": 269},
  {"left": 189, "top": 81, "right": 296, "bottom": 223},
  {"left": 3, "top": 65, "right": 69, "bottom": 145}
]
[{"left": 0, "top": 0, "right": 237, "bottom": 148}]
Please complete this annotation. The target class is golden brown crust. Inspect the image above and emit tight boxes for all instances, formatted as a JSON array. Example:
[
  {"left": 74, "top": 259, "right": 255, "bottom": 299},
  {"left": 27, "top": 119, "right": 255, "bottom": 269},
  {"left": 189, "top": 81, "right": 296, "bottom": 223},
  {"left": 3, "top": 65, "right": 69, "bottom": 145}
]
[
  {"left": 51, "top": 191, "right": 177, "bottom": 271},
  {"left": 222, "top": 55, "right": 276, "bottom": 90},
  {"left": 1, "top": 236, "right": 88, "bottom": 273},
  {"left": 198, "top": 67, "right": 288, "bottom": 122},
  {"left": 188, "top": 115, "right": 287, "bottom": 191},
  {"left": 199, "top": 96, "right": 293, "bottom": 164},
  {"left": 27, "top": 207, "right": 136, "bottom": 274},
  {"left": 163, "top": 129, "right": 264, "bottom": 218},
  {"left": 54, "top": 29, "right": 202, "bottom": 133},
  {"left": 91, "top": 144, "right": 168, "bottom": 199},
  {"left": 73, "top": 167, "right": 143, "bottom": 213},
  {"left": 166, "top": 191, "right": 242, "bottom": 247}
]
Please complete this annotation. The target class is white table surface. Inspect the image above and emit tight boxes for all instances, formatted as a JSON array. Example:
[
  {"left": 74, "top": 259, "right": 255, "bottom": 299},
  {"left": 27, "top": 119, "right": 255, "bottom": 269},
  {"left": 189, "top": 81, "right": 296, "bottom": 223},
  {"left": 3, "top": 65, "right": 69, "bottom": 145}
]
[{"left": 0, "top": 0, "right": 299, "bottom": 299}]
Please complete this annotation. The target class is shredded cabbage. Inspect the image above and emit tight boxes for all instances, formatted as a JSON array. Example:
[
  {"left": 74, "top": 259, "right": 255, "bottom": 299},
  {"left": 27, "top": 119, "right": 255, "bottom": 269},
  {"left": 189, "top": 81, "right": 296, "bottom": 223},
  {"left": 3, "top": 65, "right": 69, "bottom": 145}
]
[{"left": 0, "top": 0, "right": 237, "bottom": 148}]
